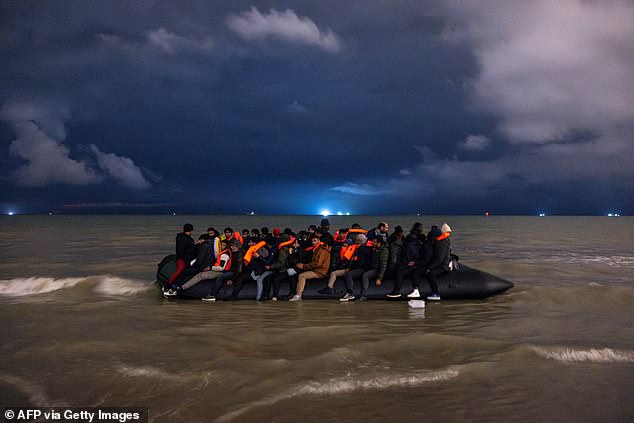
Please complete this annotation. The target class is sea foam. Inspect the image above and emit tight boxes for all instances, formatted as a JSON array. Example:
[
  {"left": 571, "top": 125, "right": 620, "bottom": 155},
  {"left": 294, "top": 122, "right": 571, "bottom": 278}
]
[
  {"left": 0, "top": 276, "right": 151, "bottom": 297},
  {"left": 215, "top": 368, "right": 458, "bottom": 422},
  {"left": 532, "top": 347, "right": 634, "bottom": 363}
]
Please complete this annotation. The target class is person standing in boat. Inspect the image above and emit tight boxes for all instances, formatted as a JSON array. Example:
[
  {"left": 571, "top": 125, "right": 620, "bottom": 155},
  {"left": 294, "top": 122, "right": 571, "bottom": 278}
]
[
  {"left": 422, "top": 223, "right": 452, "bottom": 301},
  {"left": 407, "top": 226, "right": 438, "bottom": 299},
  {"left": 289, "top": 234, "right": 331, "bottom": 301},
  {"left": 386, "top": 223, "right": 424, "bottom": 298},
  {"left": 166, "top": 223, "right": 196, "bottom": 292}
]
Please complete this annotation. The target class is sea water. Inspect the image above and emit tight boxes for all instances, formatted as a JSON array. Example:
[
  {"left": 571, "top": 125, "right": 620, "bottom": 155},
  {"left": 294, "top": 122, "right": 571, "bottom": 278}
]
[{"left": 0, "top": 215, "right": 632, "bottom": 422}]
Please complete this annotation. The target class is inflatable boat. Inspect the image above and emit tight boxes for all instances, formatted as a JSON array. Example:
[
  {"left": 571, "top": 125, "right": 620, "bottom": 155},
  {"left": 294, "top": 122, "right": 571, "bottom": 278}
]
[{"left": 155, "top": 255, "right": 514, "bottom": 300}]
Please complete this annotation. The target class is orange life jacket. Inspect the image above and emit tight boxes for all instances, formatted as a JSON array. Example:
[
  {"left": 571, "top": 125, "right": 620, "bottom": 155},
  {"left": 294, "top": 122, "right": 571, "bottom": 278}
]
[
  {"left": 341, "top": 243, "right": 359, "bottom": 261},
  {"left": 229, "top": 232, "right": 244, "bottom": 245},
  {"left": 214, "top": 248, "right": 232, "bottom": 271},
  {"left": 278, "top": 236, "right": 295, "bottom": 249},
  {"left": 436, "top": 232, "right": 450, "bottom": 241},
  {"left": 348, "top": 228, "right": 368, "bottom": 235},
  {"left": 243, "top": 241, "right": 266, "bottom": 265}
]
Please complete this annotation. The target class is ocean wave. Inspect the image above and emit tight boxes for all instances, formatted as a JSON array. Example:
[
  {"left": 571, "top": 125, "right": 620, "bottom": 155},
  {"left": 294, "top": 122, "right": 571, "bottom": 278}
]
[
  {"left": 0, "top": 277, "right": 85, "bottom": 297},
  {"left": 215, "top": 368, "right": 458, "bottom": 422},
  {"left": 532, "top": 347, "right": 634, "bottom": 363},
  {"left": 0, "top": 374, "right": 61, "bottom": 407},
  {"left": 0, "top": 276, "right": 151, "bottom": 297},
  {"left": 93, "top": 277, "right": 153, "bottom": 296},
  {"left": 115, "top": 365, "right": 185, "bottom": 381}
]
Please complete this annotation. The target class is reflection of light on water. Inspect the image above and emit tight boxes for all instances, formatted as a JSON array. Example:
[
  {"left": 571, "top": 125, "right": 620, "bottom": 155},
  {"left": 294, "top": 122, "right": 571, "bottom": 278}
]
[{"left": 408, "top": 308, "right": 426, "bottom": 320}]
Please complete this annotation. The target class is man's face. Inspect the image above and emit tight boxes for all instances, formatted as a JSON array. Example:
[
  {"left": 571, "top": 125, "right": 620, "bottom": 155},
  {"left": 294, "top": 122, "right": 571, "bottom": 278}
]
[
  {"left": 380, "top": 224, "right": 389, "bottom": 234},
  {"left": 225, "top": 231, "right": 233, "bottom": 238},
  {"left": 311, "top": 238, "right": 320, "bottom": 246}
]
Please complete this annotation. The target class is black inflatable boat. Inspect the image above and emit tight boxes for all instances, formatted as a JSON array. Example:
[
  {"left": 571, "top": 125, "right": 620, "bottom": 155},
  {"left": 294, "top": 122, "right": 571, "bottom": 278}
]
[{"left": 155, "top": 254, "right": 513, "bottom": 300}]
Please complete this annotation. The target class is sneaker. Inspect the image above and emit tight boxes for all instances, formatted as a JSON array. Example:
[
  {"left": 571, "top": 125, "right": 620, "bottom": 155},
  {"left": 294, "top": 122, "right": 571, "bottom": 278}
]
[
  {"left": 288, "top": 294, "right": 302, "bottom": 302},
  {"left": 427, "top": 293, "right": 441, "bottom": 301},
  {"left": 163, "top": 289, "right": 177, "bottom": 298},
  {"left": 358, "top": 295, "right": 367, "bottom": 302},
  {"left": 318, "top": 287, "right": 334, "bottom": 294},
  {"left": 339, "top": 293, "right": 355, "bottom": 302},
  {"left": 386, "top": 292, "right": 401, "bottom": 298},
  {"left": 407, "top": 288, "right": 420, "bottom": 298},
  {"left": 271, "top": 297, "right": 278, "bottom": 301},
  {"left": 201, "top": 294, "right": 216, "bottom": 302}
]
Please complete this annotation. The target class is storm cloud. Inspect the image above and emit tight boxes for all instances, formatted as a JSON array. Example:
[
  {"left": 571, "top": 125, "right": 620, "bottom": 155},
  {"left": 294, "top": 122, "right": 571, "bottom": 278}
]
[{"left": 1, "top": 0, "right": 632, "bottom": 214}]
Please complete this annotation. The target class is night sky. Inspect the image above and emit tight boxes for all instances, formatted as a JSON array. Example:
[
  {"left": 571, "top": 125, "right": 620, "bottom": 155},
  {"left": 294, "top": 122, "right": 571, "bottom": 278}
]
[{"left": 1, "top": 0, "right": 633, "bottom": 215}]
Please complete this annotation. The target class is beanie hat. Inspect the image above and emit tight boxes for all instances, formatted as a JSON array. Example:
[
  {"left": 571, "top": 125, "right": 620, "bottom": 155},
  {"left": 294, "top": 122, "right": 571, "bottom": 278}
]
[
  {"left": 320, "top": 218, "right": 330, "bottom": 227},
  {"left": 441, "top": 223, "right": 452, "bottom": 233},
  {"left": 355, "top": 234, "right": 367, "bottom": 243},
  {"left": 273, "top": 227, "right": 281, "bottom": 237}
]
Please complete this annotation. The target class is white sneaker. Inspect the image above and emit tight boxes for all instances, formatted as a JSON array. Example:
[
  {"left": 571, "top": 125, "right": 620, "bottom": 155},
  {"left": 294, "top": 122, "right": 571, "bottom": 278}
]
[
  {"left": 163, "top": 289, "right": 177, "bottom": 298},
  {"left": 427, "top": 293, "right": 441, "bottom": 301},
  {"left": 288, "top": 294, "right": 302, "bottom": 302},
  {"left": 339, "top": 293, "right": 355, "bottom": 302},
  {"left": 407, "top": 288, "right": 420, "bottom": 298}
]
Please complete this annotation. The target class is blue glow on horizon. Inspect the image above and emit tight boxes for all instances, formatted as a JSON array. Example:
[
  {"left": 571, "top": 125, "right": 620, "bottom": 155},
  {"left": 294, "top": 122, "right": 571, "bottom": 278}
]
[{"left": 320, "top": 209, "right": 331, "bottom": 216}]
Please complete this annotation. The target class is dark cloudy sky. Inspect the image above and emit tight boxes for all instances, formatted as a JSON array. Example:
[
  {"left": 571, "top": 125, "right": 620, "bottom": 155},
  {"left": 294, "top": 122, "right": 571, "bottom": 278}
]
[{"left": 1, "top": 0, "right": 633, "bottom": 215}]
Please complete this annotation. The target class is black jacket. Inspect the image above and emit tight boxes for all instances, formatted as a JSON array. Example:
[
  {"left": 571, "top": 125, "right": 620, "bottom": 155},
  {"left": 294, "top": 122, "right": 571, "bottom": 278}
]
[
  {"left": 175, "top": 232, "right": 196, "bottom": 261},
  {"left": 429, "top": 236, "right": 451, "bottom": 271},
  {"left": 191, "top": 241, "right": 215, "bottom": 271}
]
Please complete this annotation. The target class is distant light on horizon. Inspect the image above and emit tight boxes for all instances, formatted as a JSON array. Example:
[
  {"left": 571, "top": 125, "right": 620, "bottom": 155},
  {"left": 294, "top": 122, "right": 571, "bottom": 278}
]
[
  {"left": 539, "top": 213, "right": 546, "bottom": 217},
  {"left": 607, "top": 213, "right": 620, "bottom": 217},
  {"left": 7, "top": 211, "right": 14, "bottom": 216},
  {"left": 320, "top": 209, "right": 331, "bottom": 217}
]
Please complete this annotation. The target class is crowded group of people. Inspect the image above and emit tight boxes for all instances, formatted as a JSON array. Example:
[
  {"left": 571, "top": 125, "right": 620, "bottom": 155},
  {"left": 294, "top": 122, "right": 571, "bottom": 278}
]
[{"left": 162, "top": 218, "right": 455, "bottom": 302}]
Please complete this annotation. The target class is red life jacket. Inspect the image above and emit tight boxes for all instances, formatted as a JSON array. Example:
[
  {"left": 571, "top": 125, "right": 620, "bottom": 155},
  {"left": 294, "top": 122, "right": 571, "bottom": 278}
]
[
  {"left": 214, "top": 248, "right": 232, "bottom": 271},
  {"left": 243, "top": 241, "right": 266, "bottom": 265}
]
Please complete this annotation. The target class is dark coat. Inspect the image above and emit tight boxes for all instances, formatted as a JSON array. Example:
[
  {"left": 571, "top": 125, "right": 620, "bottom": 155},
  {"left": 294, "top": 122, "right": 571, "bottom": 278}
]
[
  {"left": 175, "top": 232, "right": 196, "bottom": 261},
  {"left": 429, "top": 236, "right": 451, "bottom": 271}
]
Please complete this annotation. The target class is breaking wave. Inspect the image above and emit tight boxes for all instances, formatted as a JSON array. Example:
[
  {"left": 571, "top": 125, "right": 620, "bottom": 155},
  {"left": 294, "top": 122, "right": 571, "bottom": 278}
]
[
  {"left": 215, "top": 368, "right": 458, "bottom": 422},
  {"left": 0, "top": 276, "right": 151, "bottom": 298},
  {"left": 532, "top": 347, "right": 634, "bottom": 363}
]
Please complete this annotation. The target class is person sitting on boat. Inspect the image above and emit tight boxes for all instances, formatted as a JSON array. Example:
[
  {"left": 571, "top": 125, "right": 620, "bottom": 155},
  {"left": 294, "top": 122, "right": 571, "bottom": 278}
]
[
  {"left": 407, "top": 226, "right": 437, "bottom": 299},
  {"left": 318, "top": 229, "right": 352, "bottom": 295},
  {"left": 358, "top": 236, "right": 389, "bottom": 302},
  {"left": 339, "top": 233, "right": 371, "bottom": 302},
  {"left": 207, "top": 241, "right": 243, "bottom": 301},
  {"left": 386, "top": 225, "right": 404, "bottom": 278},
  {"left": 367, "top": 221, "right": 389, "bottom": 244},
  {"left": 422, "top": 223, "right": 452, "bottom": 301},
  {"left": 346, "top": 223, "right": 367, "bottom": 244},
  {"left": 169, "top": 233, "right": 216, "bottom": 288},
  {"left": 289, "top": 234, "right": 331, "bottom": 301},
  {"left": 223, "top": 227, "right": 244, "bottom": 247},
  {"left": 178, "top": 239, "right": 232, "bottom": 294},
  {"left": 262, "top": 233, "right": 294, "bottom": 301},
  {"left": 386, "top": 223, "right": 424, "bottom": 298},
  {"left": 228, "top": 237, "right": 269, "bottom": 300},
  {"left": 319, "top": 218, "right": 334, "bottom": 246},
  {"left": 165, "top": 223, "right": 195, "bottom": 294}
]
